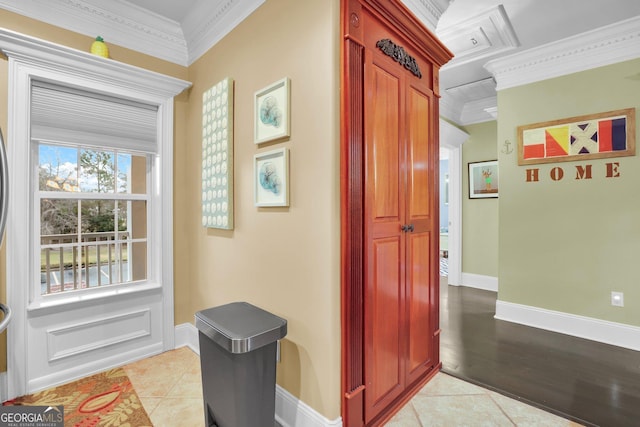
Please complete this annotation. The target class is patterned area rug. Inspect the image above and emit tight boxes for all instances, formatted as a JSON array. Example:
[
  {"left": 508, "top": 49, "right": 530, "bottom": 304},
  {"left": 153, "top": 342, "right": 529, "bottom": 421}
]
[{"left": 3, "top": 368, "right": 152, "bottom": 427}]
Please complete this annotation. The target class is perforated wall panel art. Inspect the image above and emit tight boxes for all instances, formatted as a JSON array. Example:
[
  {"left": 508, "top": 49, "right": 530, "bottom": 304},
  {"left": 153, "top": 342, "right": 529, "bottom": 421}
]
[{"left": 202, "top": 77, "right": 234, "bottom": 229}]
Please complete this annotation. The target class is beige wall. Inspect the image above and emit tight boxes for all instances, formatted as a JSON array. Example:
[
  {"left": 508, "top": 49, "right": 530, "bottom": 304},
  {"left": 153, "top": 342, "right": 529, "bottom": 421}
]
[
  {"left": 497, "top": 58, "right": 640, "bottom": 326},
  {"left": 0, "top": 9, "right": 189, "bottom": 372},
  {"left": 461, "top": 121, "right": 499, "bottom": 277},
  {"left": 177, "top": 0, "right": 341, "bottom": 419},
  {"left": 0, "top": 1, "right": 341, "bottom": 418}
]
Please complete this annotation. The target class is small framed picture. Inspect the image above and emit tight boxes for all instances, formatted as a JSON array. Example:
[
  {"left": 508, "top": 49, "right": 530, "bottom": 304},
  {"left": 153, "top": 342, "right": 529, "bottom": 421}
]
[
  {"left": 468, "top": 160, "right": 498, "bottom": 199},
  {"left": 254, "top": 148, "right": 289, "bottom": 207},
  {"left": 254, "top": 78, "right": 290, "bottom": 144}
]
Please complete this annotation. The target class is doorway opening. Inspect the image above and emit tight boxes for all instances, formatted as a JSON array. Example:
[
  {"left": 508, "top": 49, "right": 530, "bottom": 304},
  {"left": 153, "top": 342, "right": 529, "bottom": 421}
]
[
  {"left": 439, "top": 147, "right": 450, "bottom": 278},
  {"left": 438, "top": 119, "right": 467, "bottom": 287}
]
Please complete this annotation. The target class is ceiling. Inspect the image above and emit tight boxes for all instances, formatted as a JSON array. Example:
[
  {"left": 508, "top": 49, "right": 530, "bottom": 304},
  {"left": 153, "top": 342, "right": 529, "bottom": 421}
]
[
  {"left": 434, "top": 0, "right": 640, "bottom": 124},
  {"left": 2, "top": 0, "right": 640, "bottom": 126}
]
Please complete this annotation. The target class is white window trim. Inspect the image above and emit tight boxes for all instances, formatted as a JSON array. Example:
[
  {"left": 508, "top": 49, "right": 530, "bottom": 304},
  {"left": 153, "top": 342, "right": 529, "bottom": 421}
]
[{"left": 0, "top": 28, "right": 191, "bottom": 398}]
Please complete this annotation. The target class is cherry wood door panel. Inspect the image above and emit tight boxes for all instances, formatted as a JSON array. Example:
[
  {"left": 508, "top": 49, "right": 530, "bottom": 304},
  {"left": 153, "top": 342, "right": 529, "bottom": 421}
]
[
  {"left": 406, "top": 232, "right": 432, "bottom": 383},
  {"left": 364, "top": 55, "right": 406, "bottom": 421},
  {"left": 365, "top": 237, "right": 404, "bottom": 414},
  {"left": 407, "top": 86, "right": 432, "bottom": 223},
  {"left": 368, "top": 64, "right": 401, "bottom": 223},
  {"left": 404, "top": 83, "right": 436, "bottom": 386}
]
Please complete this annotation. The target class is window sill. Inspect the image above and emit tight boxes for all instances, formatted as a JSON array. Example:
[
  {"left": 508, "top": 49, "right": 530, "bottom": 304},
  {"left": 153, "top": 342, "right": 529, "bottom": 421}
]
[{"left": 27, "top": 281, "right": 162, "bottom": 313}]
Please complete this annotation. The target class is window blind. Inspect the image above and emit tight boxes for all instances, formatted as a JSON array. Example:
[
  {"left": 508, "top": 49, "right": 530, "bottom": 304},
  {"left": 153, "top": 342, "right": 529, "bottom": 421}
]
[{"left": 30, "top": 81, "right": 159, "bottom": 153}]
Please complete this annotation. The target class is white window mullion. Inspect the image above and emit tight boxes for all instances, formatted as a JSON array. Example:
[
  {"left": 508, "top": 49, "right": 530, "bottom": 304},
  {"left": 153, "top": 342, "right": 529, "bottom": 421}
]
[{"left": 36, "top": 191, "right": 148, "bottom": 201}]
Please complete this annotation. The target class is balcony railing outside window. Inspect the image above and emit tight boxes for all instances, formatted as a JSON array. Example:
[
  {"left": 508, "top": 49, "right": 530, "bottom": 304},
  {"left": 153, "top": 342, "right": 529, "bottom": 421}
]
[{"left": 41, "top": 231, "right": 135, "bottom": 295}]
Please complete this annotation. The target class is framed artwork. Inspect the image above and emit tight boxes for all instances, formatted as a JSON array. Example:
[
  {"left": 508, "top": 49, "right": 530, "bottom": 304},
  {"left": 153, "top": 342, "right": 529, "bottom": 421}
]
[
  {"left": 254, "top": 148, "right": 289, "bottom": 207},
  {"left": 254, "top": 78, "right": 290, "bottom": 144},
  {"left": 468, "top": 160, "right": 498, "bottom": 199},
  {"left": 202, "top": 77, "right": 234, "bottom": 229},
  {"left": 517, "top": 108, "right": 635, "bottom": 165}
]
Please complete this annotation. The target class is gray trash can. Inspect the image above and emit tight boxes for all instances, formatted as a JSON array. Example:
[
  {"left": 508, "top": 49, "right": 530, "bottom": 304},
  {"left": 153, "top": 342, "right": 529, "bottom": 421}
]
[{"left": 195, "top": 302, "right": 287, "bottom": 427}]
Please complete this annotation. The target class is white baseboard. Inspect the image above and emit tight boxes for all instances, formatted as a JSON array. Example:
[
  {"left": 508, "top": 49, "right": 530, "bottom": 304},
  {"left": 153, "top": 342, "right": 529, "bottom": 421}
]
[
  {"left": 460, "top": 273, "right": 498, "bottom": 292},
  {"left": 175, "top": 322, "right": 200, "bottom": 354},
  {"left": 495, "top": 300, "right": 640, "bottom": 352},
  {"left": 174, "top": 323, "right": 343, "bottom": 427},
  {"left": 275, "top": 384, "right": 343, "bottom": 427}
]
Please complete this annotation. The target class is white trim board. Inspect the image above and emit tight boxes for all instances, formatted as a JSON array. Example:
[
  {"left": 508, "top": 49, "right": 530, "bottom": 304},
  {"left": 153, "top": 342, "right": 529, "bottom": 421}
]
[
  {"left": 175, "top": 322, "right": 200, "bottom": 354},
  {"left": 440, "top": 119, "right": 468, "bottom": 288},
  {"left": 495, "top": 300, "right": 640, "bottom": 352},
  {"left": 460, "top": 273, "right": 498, "bottom": 292},
  {"left": 174, "top": 323, "right": 343, "bottom": 427}
]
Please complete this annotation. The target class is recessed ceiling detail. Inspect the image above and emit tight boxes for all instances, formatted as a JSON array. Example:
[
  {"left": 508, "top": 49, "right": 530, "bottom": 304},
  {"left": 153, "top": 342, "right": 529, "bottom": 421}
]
[
  {"left": 437, "top": 4, "right": 519, "bottom": 68},
  {"left": 445, "top": 76, "right": 495, "bottom": 101},
  {"left": 440, "top": 77, "right": 497, "bottom": 125}
]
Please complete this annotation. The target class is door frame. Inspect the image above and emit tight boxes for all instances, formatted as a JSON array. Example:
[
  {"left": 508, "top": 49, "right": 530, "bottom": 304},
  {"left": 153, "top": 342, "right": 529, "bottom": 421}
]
[
  {"left": 1, "top": 29, "right": 190, "bottom": 398},
  {"left": 340, "top": 1, "right": 453, "bottom": 425},
  {"left": 439, "top": 119, "right": 469, "bottom": 286}
]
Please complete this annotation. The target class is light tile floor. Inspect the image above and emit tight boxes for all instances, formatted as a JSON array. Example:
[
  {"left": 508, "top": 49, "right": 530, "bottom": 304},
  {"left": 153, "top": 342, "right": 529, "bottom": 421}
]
[
  {"left": 386, "top": 373, "right": 584, "bottom": 427},
  {"left": 124, "top": 347, "right": 583, "bottom": 426},
  {"left": 123, "top": 347, "right": 204, "bottom": 427}
]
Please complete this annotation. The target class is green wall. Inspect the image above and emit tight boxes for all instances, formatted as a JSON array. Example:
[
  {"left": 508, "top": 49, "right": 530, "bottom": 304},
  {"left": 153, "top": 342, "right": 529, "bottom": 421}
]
[
  {"left": 497, "top": 58, "right": 640, "bottom": 326},
  {"left": 462, "top": 121, "right": 499, "bottom": 277}
]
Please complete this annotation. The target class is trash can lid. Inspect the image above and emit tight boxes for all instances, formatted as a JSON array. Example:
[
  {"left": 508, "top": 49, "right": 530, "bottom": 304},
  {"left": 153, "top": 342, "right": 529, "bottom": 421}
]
[{"left": 195, "top": 302, "right": 287, "bottom": 354}]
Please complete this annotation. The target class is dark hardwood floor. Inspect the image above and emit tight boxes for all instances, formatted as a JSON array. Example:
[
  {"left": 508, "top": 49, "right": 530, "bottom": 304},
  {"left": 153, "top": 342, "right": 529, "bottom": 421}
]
[{"left": 439, "top": 279, "right": 640, "bottom": 427}]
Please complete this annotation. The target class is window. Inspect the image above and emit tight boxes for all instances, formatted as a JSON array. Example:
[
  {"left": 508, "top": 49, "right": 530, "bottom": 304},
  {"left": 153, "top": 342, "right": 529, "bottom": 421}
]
[
  {"left": 3, "top": 29, "right": 190, "bottom": 394},
  {"left": 36, "top": 144, "right": 149, "bottom": 295},
  {"left": 29, "top": 80, "right": 159, "bottom": 300}
]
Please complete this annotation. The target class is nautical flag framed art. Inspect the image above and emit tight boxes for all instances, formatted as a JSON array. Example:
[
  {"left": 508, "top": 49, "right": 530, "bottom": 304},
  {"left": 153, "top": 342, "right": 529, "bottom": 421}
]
[{"left": 517, "top": 108, "right": 635, "bottom": 165}]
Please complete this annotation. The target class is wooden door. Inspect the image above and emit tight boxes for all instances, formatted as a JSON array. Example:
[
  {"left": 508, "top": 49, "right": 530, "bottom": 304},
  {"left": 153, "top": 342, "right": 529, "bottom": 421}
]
[
  {"left": 405, "top": 84, "right": 436, "bottom": 386},
  {"left": 363, "top": 29, "right": 437, "bottom": 422},
  {"left": 341, "top": 1, "right": 452, "bottom": 426},
  {"left": 364, "top": 59, "right": 405, "bottom": 416}
]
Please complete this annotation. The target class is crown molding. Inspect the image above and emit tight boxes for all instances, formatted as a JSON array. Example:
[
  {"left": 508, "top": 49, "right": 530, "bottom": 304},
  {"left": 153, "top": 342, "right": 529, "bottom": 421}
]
[
  {"left": 440, "top": 118, "right": 469, "bottom": 149},
  {"left": 0, "top": 0, "right": 266, "bottom": 67},
  {"left": 483, "top": 106, "right": 498, "bottom": 119},
  {"left": 460, "top": 96, "right": 497, "bottom": 125},
  {"left": 439, "top": 93, "right": 462, "bottom": 124},
  {"left": 0, "top": 0, "right": 189, "bottom": 65},
  {"left": 183, "top": 0, "right": 265, "bottom": 64},
  {"left": 401, "top": 0, "right": 450, "bottom": 32},
  {"left": 485, "top": 15, "right": 640, "bottom": 91}
]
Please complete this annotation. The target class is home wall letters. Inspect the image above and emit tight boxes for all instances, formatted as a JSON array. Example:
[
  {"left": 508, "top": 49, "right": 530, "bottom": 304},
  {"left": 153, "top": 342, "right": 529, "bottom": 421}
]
[{"left": 525, "top": 162, "right": 621, "bottom": 182}]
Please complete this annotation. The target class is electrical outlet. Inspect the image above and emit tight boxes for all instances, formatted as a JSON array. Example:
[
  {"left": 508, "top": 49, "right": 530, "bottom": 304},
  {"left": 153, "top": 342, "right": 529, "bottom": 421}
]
[{"left": 611, "top": 291, "right": 624, "bottom": 307}]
